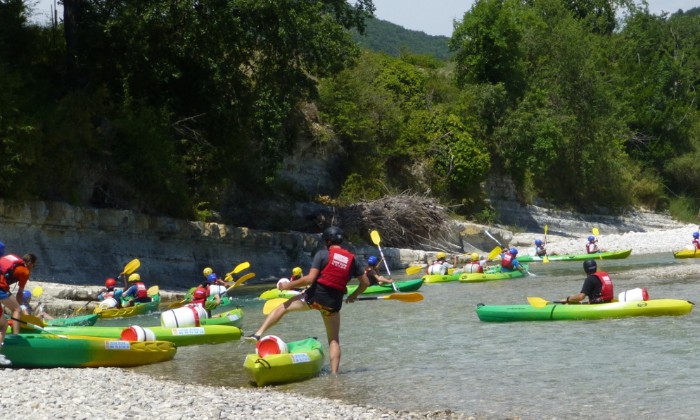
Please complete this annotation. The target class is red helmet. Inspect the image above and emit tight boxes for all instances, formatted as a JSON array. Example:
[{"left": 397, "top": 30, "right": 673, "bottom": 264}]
[{"left": 105, "top": 278, "right": 117, "bottom": 288}]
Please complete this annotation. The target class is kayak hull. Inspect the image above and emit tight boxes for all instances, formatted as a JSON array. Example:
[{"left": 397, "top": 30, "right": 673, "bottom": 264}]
[
  {"left": 1, "top": 334, "right": 176, "bottom": 368},
  {"left": 518, "top": 249, "right": 632, "bottom": 263},
  {"left": 459, "top": 266, "right": 528, "bottom": 283},
  {"left": 94, "top": 296, "right": 161, "bottom": 319},
  {"left": 259, "top": 289, "right": 301, "bottom": 300},
  {"left": 46, "top": 314, "right": 99, "bottom": 327},
  {"left": 41, "top": 324, "right": 242, "bottom": 346},
  {"left": 423, "top": 274, "right": 459, "bottom": 283},
  {"left": 476, "top": 299, "right": 694, "bottom": 322},
  {"left": 673, "top": 249, "right": 700, "bottom": 259},
  {"left": 243, "top": 337, "right": 325, "bottom": 386},
  {"left": 346, "top": 278, "right": 424, "bottom": 295}
]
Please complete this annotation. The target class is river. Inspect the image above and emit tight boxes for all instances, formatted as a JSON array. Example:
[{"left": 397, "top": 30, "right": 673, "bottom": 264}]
[{"left": 130, "top": 252, "right": 700, "bottom": 418}]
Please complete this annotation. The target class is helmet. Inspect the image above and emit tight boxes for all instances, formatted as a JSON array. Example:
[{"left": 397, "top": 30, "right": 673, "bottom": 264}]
[
  {"left": 13, "top": 266, "right": 29, "bottom": 282},
  {"left": 436, "top": 252, "right": 446, "bottom": 260},
  {"left": 277, "top": 278, "right": 290, "bottom": 289},
  {"left": 0, "top": 241, "right": 4, "bottom": 256},
  {"left": 105, "top": 278, "right": 117, "bottom": 288},
  {"left": 535, "top": 239, "right": 542, "bottom": 246},
  {"left": 207, "top": 273, "right": 218, "bottom": 283},
  {"left": 510, "top": 248, "right": 518, "bottom": 255},
  {"left": 583, "top": 259, "right": 597, "bottom": 274},
  {"left": 471, "top": 252, "right": 479, "bottom": 261},
  {"left": 588, "top": 235, "right": 595, "bottom": 242},
  {"left": 256, "top": 335, "right": 288, "bottom": 357},
  {"left": 694, "top": 232, "right": 699, "bottom": 239},
  {"left": 203, "top": 267, "right": 213, "bottom": 276},
  {"left": 367, "top": 256, "right": 378, "bottom": 266},
  {"left": 322, "top": 226, "right": 343, "bottom": 245},
  {"left": 128, "top": 273, "right": 140, "bottom": 282},
  {"left": 292, "top": 267, "right": 303, "bottom": 277},
  {"left": 22, "top": 289, "right": 31, "bottom": 302}
]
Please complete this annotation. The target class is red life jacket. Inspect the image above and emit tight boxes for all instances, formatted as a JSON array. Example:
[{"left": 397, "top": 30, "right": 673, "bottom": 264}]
[
  {"left": 191, "top": 285, "right": 208, "bottom": 304},
  {"left": 586, "top": 242, "right": 598, "bottom": 254},
  {"left": 592, "top": 271, "right": 614, "bottom": 303},
  {"left": 135, "top": 282, "right": 148, "bottom": 298},
  {"left": 0, "top": 254, "right": 26, "bottom": 290},
  {"left": 501, "top": 253, "right": 514, "bottom": 270},
  {"left": 317, "top": 247, "right": 355, "bottom": 292}
]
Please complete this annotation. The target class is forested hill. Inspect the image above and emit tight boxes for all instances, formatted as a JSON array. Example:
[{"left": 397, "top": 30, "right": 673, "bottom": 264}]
[{"left": 351, "top": 17, "right": 451, "bottom": 60}]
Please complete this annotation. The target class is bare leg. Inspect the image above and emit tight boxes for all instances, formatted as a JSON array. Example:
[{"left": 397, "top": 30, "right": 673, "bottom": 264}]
[
  {"left": 1, "top": 297, "right": 21, "bottom": 335},
  {"left": 0, "top": 315, "right": 7, "bottom": 345},
  {"left": 323, "top": 312, "right": 341, "bottom": 375},
  {"left": 253, "top": 295, "right": 308, "bottom": 337}
]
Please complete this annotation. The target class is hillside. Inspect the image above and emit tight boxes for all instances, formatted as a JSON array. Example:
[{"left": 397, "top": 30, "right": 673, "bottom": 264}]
[{"left": 352, "top": 17, "right": 451, "bottom": 60}]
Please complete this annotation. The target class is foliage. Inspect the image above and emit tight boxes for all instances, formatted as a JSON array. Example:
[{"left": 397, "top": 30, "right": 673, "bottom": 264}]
[{"left": 351, "top": 16, "right": 451, "bottom": 60}]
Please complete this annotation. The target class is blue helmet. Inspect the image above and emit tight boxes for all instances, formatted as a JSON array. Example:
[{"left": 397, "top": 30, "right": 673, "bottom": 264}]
[
  {"left": 535, "top": 239, "right": 542, "bottom": 246},
  {"left": 22, "top": 289, "right": 31, "bottom": 302},
  {"left": 694, "top": 232, "right": 699, "bottom": 239},
  {"left": 0, "top": 241, "right": 4, "bottom": 256},
  {"left": 588, "top": 235, "right": 595, "bottom": 242},
  {"left": 207, "top": 273, "right": 218, "bottom": 283},
  {"left": 510, "top": 247, "right": 518, "bottom": 255},
  {"left": 367, "top": 256, "right": 378, "bottom": 266}
]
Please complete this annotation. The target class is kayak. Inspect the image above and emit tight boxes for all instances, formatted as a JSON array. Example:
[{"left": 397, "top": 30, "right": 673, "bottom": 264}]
[
  {"left": 259, "top": 289, "right": 302, "bottom": 300},
  {"left": 459, "top": 266, "right": 529, "bottom": 283},
  {"left": 423, "top": 273, "right": 460, "bottom": 283},
  {"left": 673, "top": 249, "right": 700, "bottom": 259},
  {"left": 346, "top": 278, "right": 424, "bottom": 295},
  {"left": 201, "top": 308, "right": 244, "bottom": 328},
  {"left": 40, "top": 324, "right": 243, "bottom": 346},
  {"left": 517, "top": 249, "right": 632, "bottom": 263},
  {"left": 475, "top": 299, "right": 694, "bottom": 322},
  {"left": 243, "top": 337, "right": 325, "bottom": 386},
  {"left": 1, "top": 333, "right": 176, "bottom": 368},
  {"left": 46, "top": 313, "right": 99, "bottom": 327},
  {"left": 94, "top": 295, "right": 161, "bottom": 319}
]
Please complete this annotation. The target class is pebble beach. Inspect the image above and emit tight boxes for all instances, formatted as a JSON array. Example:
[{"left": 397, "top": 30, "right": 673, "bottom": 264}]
[{"left": 4, "top": 215, "right": 699, "bottom": 419}]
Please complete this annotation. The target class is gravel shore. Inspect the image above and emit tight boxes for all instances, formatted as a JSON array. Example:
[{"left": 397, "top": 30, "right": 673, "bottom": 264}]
[{"left": 5, "top": 213, "right": 698, "bottom": 419}]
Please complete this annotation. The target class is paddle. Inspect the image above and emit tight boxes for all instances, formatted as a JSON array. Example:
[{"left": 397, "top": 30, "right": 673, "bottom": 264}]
[
  {"left": 31, "top": 286, "right": 43, "bottom": 298},
  {"left": 527, "top": 296, "right": 553, "bottom": 308},
  {"left": 358, "top": 292, "right": 423, "bottom": 302},
  {"left": 226, "top": 261, "right": 251, "bottom": 278},
  {"left": 487, "top": 246, "right": 502, "bottom": 261},
  {"left": 225, "top": 272, "right": 255, "bottom": 293},
  {"left": 405, "top": 265, "right": 424, "bottom": 276},
  {"left": 484, "top": 230, "right": 504, "bottom": 247},
  {"left": 370, "top": 230, "right": 400, "bottom": 293},
  {"left": 5, "top": 312, "right": 67, "bottom": 338},
  {"left": 147, "top": 286, "right": 159, "bottom": 297},
  {"left": 543, "top": 225, "right": 550, "bottom": 264},
  {"left": 263, "top": 292, "right": 424, "bottom": 314},
  {"left": 73, "top": 300, "right": 93, "bottom": 315},
  {"left": 122, "top": 258, "right": 141, "bottom": 276}
]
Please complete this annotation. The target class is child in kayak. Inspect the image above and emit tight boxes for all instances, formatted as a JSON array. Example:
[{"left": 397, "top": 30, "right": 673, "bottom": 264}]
[
  {"left": 426, "top": 252, "right": 454, "bottom": 275},
  {"left": 191, "top": 274, "right": 221, "bottom": 316},
  {"left": 563, "top": 259, "right": 614, "bottom": 304},
  {"left": 122, "top": 273, "right": 152, "bottom": 306},
  {"left": 364, "top": 256, "right": 394, "bottom": 286},
  {"left": 500, "top": 248, "right": 525, "bottom": 273},
  {"left": 692, "top": 231, "right": 700, "bottom": 250},
  {"left": 20, "top": 289, "right": 54, "bottom": 321},
  {"left": 534, "top": 239, "right": 547, "bottom": 257}
]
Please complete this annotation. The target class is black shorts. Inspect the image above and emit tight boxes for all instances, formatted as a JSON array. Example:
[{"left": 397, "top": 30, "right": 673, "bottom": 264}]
[{"left": 303, "top": 282, "right": 344, "bottom": 315}]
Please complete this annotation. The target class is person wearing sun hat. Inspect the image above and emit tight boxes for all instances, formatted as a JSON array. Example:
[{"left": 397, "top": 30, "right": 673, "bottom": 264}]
[{"left": 0, "top": 253, "right": 37, "bottom": 366}]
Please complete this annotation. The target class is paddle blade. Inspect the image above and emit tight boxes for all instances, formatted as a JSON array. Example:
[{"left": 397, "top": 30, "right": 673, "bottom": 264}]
[
  {"left": 405, "top": 266, "right": 424, "bottom": 276},
  {"left": 147, "top": 285, "right": 159, "bottom": 297},
  {"left": 544, "top": 225, "right": 548, "bottom": 236},
  {"left": 227, "top": 272, "right": 256, "bottom": 292},
  {"left": 231, "top": 261, "right": 251, "bottom": 275},
  {"left": 387, "top": 292, "right": 423, "bottom": 302},
  {"left": 32, "top": 286, "right": 44, "bottom": 298},
  {"left": 487, "top": 246, "right": 502, "bottom": 261},
  {"left": 123, "top": 258, "right": 141, "bottom": 275},
  {"left": 370, "top": 230, "right": 381, "bottom": 246},
  {"left": 527, "top": 296, "right": 550, "bottom": 308},
  {"left": 543, "top": 255, "right": 550, "bottom": 264},
  {"left": 592, "top": 227, "right": 599, "bottom": 236},
  {"left": 263, "top": 298, "right": 288, "bottom": 315}
]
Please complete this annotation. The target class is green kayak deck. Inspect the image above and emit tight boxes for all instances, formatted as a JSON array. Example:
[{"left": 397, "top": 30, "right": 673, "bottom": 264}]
[
  {"left": 40, "top": 324, "right": 242, "bottom": 346},
  {"left": 243, "top": 337, "right": 325, "bottom": 386},
  {"left": 518, "top": 249, "right": 632, "bottom": 263}
]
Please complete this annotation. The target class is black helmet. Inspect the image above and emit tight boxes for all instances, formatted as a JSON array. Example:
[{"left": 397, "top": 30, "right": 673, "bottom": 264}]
[
  {"left": 583, "top": 259, "right": 597, "bottom": 274},
  {"left": 322, "top": 226, "right": 343, "bottom": 245}
]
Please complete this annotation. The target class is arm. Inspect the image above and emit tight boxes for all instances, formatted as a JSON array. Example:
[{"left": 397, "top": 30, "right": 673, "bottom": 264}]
[
  {"left": 281, "top": 267, "right": 319, "bottom": 290},
  {"left": 565, "top": 292, "right": 587, "bottom": 303},
  {"left": 346, "top": 272, "right": 370, "bottom": 303}
]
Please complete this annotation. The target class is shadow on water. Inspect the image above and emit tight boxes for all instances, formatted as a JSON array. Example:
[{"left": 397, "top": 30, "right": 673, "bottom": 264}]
[{"left": 130, "top": 255, "right": 700, "bottom": 418}]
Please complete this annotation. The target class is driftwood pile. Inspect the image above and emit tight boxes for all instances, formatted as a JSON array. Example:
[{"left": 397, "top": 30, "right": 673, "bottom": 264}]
[{"left": 337, "top": 192, "right": 459, "bottom": 251}]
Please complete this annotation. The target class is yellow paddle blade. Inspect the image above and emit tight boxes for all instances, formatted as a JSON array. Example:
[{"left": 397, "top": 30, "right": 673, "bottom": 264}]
[
  {"left": 370, "top": 230, "right": 381, "bottom": 246},
  {"left": 19, "top": 313, "right": 45, "bottom": 331},
  {"left": 543, "top": 255, "right": 550, "bottom": 264},
  {"left": 544, "top": 225, "right": 548, "bottom": 235},
  {"left": 32, "top": 286, "right": 43, "bottom": 298},
  {"left": 359, "top": 292, "right": 424, "bottom": 302},
  {"left": 263, "top": 298, "right": 288, "bottom": 315},
  {"left": 405, "top": 265, "right": 424, "bottom": 276},
  {"left": 592, "top": 227, "right": 599, "bottom": 236},
  {"left": 122, "top": 258, "right": 141, "bottom": 275},
  {"left": 226, "top": 272, "right": 256, "bottom": 292},
  {"left": 487, "top": 246, "right": 502, "bottom": 261},
  {"left": 168, "top": 300, "right": 185, "bottom": 309},
  {"left": 527, "top": 296, "right": 550, "bottom": 308},
  {"left": 231, "top": 261, "right": 251, "bottom": 275},
  {"left": 147, "top": 285, "right": 160, "bottom": 297}
]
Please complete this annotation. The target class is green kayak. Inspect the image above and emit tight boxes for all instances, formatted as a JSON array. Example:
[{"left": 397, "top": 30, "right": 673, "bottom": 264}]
[
  {"left": 46, "top": 313, "right": 98, "bottom": 327},
  {"left": 40, "top": 324, "right": 242, "bottom": 346},
  {"left": 346, "top": 278, "right": 424, "bottom": 295},
  {"left": 476, "top": 299, "right": 694, "bottom": 322},
  {"left": 243, "top": 337, "right": 325, "bottom": 386},
  {"left": 459, "top": 265, "right": 529, "bottom": 283},
  {"left": 1, "top": 334, "right": 176, "bottom": 368},
  {"left": 517, "top": 249, "right": 632, "bottom": 263}
]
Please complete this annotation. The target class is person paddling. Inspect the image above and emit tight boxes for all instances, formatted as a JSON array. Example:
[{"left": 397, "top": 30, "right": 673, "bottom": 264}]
[
  {"left": 365, "top": 256, "right": 393, "bottom": 286},
  {"left": 244, "top": 226, "right": 369, "bottom": 375},
  {"left": 563, "top": 260, "right": 614, "bottom": 304},
  {"left": 500, "top": 248, "right": 525, "bottom": 273},
  {"left": 121, "top": 273, "right": 152, "bottom": 306},
  {"left": 0, "top": 253, "right": 37, "bottom": 366}
]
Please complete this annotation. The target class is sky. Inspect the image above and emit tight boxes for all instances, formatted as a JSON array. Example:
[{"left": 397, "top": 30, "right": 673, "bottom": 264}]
[{"left": 30, "top": 1, "right": 700, "bottom": 37}]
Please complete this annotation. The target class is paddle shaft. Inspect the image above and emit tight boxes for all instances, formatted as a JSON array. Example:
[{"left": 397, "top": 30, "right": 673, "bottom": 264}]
[
  {"left": 484, "top": 230, "right": 503, "bottom": 247},
  {"left": 371, "top": 230, "right": 399, "bottom": 293}
]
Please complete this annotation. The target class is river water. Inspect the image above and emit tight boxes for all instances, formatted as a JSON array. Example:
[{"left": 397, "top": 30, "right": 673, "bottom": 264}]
[{"left": 131, "top": 253, "right": 700, "bottom": 418}]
